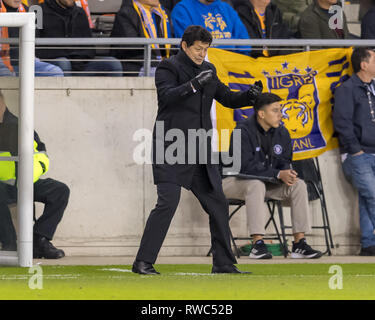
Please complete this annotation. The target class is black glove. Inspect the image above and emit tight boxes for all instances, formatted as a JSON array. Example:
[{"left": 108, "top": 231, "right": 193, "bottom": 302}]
[
  {"left": 247, "top": 80, "right": 263, "bottom": 101},
  {"left": 191, "top": 69, "right": 214, "bottom": 91}
]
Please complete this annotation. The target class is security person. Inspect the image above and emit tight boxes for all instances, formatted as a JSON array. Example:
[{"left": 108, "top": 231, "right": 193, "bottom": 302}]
[
  {"left": 132, "top": 25, "right": 263, "bottom": 275},
  {"left": 0, "top": 90, "right": 69, "bottom": 258}
]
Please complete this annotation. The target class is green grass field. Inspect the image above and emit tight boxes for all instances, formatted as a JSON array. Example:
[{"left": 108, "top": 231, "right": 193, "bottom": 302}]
[{"left": 0, "top": 264, "right": 374, "bottom": 300}]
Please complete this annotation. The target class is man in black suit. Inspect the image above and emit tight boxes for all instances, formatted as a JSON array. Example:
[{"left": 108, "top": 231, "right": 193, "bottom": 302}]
[{"left": 132, "top": 25, "right": 263, "bottom": 274}]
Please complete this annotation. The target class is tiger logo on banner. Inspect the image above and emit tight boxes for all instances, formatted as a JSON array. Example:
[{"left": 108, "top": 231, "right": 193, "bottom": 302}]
[{"left": 207, "top": 47, "right": 353, "bottom": 160}]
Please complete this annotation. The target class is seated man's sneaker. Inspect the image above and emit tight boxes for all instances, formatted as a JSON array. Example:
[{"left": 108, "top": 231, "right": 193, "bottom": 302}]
[
  {"left": 291, "top": 238, "right": 323, "bottom": 259},
  {"left": 249, "top": 240, "right": 272, "bottom": 259},
  {"left": 33, "top": 234, "right": 65, "bottom": 259},
  {"left": 359, "top": 245, "right": 375, "bottom": 256}
]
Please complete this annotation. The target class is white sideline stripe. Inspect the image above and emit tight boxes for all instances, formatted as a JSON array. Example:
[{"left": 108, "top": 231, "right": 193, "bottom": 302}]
[
  {"left": 174, "top": 272, "right": 216, "bottom": 276},
  {"left": 0, "top": 274, "right": 80, "bottom": 280},
  {"left": 99, "top": 268, "right": 132, "bottom": 273},
  {"left": 98, "top": 269, "right": 215, "bottom": 276}
]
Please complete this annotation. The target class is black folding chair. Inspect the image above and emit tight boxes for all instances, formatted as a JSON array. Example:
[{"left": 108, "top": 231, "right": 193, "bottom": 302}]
[
  {"left": 252, "top": 158, "right": 334, "bottom": 257},
  {"left": 208, "top": 158, "right": 335, "bottom": 258},
  {"left": 207, "top": 197, "right": 288, "bottom": 258},
  {"left": 288, "top": 157, "right": 335, "bottom": 255}
]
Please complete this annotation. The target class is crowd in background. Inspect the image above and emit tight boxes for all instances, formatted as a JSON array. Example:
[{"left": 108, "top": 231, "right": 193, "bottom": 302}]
[{"left": 0, "top": 0, "right": 374, "bottom": 76}]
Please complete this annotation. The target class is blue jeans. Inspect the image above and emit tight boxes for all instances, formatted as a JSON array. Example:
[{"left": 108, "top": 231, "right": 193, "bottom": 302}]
[
  {"left": 0, "top": 59, "right": 15, "bottom": 76},
  {"left": 49, "top": 56, "right": 122, "bottom": 76},
  {"left": 14, "top": 58, "right": 64, "bottom": 77},
  {"left": 342, "top": 153, "right": 375, "bottom": 248}
]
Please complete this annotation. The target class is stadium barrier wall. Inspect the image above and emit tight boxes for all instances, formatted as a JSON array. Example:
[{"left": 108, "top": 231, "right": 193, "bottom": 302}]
[{"left": 0, "top": 77, "right": 360, "bottom": 256}]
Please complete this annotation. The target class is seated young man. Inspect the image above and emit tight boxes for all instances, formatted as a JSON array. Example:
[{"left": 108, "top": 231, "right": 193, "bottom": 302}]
[
  {"left": 110, "top": 0, "right": 172, "bottom": 77},
  {"left": 298, "top": 0, "right": 350, "bottom": 39},
  {"left": 0, "top": 0, "right": 64, "bottom": 77},
  {"left": 222, "top": 93, "right": 323, "bottom": 259},
  {"left": 36, "top": 0, "right": 122, "bottom": 76}
]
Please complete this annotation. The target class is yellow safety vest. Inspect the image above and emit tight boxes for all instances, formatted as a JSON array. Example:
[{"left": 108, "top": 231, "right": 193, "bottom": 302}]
[{"left": 0, "top": 140, "right": 49, "bottom": 186}]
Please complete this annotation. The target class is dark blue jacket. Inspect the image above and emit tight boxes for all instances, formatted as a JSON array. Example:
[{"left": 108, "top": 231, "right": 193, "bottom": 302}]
[
  {"left": 333, "top": 73, "right": 375, "bottom": 154},
  {"left": 361, "top": 6, "right": 375, "bottom": 39},
  {"left": 229, "top": 115, "right": 292, "bottom": 178}
]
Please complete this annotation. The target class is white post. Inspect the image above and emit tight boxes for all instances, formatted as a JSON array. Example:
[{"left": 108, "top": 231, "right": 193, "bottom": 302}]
[
  {"left": 18, "top": 13, "right": 35, "bottom": 268},
  {"left": 0, "top": 13, "right": 35, "bottom": 267}
]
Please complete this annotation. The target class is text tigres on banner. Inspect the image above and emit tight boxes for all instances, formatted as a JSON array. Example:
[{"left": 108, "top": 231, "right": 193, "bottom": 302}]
[{"left": 208, "top": 47, "right": 353, "bottom": 160}]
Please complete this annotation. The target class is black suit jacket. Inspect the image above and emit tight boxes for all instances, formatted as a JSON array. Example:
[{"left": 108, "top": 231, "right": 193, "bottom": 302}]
[{"left": 152, "top": 49, "right": 252, "bottom": 189}]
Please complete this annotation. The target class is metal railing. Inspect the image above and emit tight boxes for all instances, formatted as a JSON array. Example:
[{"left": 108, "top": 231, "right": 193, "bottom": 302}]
[{"left": 1, "top": 38, "right": 375, "bottom": 76}]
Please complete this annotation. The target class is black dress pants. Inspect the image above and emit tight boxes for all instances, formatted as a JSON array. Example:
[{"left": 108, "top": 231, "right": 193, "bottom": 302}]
[
  {"left": 136, "top": 165, "right": 237, "bottom": 266},
  {"left": 0, "top": 178, "right": 70, "bottom": 246}
]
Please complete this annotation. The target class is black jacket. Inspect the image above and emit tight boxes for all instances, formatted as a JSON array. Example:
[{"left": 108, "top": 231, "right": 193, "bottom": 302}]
[
  {"left": 361, "top": 6, "right": 375, "bottom": 39},
  {"left": 333, "top": 73, "right": 375, "bottom": 154},
  {"left": 152, "top": 49, "right": 252, "bottom": 189},
  {"left": 159, "top": 0, "right": 181, "bottom": 12},
  {"left": 110, "top": 0, "right": 172, "bottom": 76},
  {"left": 0, "top": 109, "right": 46, "bottom": 156},
  {"left": 232, "top": 0, "right": 291, "bottom": 57},
  {"left": 36, "top": 0, "right": 95, "bottom": 71},
  {"left": 229, "top": 115, "right": 292, "bottom": 178}
]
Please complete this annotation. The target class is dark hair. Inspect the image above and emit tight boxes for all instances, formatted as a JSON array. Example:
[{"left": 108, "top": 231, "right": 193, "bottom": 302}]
[
  {"left": 351, "top": 47, "right": 373, "bottom": 73},
  {"left": 181, "top": 25, "right": 213, "bottom": 47},
  {"left": 254, "top": 93, "right": 282, "bottom": 112}
]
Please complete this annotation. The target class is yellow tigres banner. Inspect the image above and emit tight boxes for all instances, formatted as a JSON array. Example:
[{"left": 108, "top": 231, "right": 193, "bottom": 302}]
[{"left": 208, "top": 47, "right": 353, "bottom": 160}]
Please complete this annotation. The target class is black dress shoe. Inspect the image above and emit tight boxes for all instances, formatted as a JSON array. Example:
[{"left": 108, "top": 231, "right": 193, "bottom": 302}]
[
  {"left": 132, "top": 260, "right": 160, "bottom": 275},
  {"left": 33, "top": 235, "right": 65, "bottom": 259},
  {"left": 211, "top": 264, "right": 252, "bottom": 274}
]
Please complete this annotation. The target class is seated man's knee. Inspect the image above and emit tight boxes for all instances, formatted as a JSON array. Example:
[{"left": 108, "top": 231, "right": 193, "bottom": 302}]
[
  {"left": 102, "top": 56, "right": 123, "bottom": 71},
  {"left": 50, "top": 57, "right": 72, "bottom": 72},
  {"left": 49, "top": 65, "right": 64, "bottom": 77},
  {"left": 245, "top": 180, "right": 266, "bottom": 196},
  {"left": 61, "top": 183, "right": 70, "bottom": 200},
  {"left": 294, "top": 179, "right": 307, "bottom": 192},
  {"left": 53, "top": 181, "right": 70, "bottom": 202},
  {"left": 291, "top": 179, "right": 308, "bottom": 198}
]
